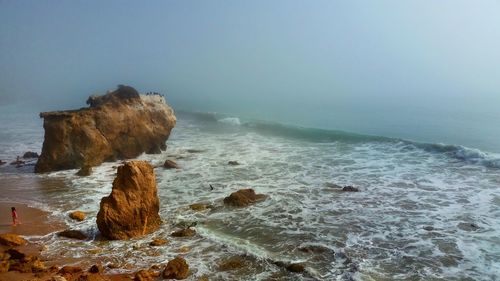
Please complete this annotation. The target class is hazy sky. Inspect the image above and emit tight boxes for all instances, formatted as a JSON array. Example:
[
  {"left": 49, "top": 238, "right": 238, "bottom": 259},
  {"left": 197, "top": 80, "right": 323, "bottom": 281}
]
[{"left": 1, "top": 0, "right": 500, "bottom": 148}]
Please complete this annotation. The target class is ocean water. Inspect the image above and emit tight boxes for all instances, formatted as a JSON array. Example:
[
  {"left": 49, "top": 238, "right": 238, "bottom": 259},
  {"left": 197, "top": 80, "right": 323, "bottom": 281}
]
[{"left": 1, "top": 108, "right": 500, "bottom": 280}]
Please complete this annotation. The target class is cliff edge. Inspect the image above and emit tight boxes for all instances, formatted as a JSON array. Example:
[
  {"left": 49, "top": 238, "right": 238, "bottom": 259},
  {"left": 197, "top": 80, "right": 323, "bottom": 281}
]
[{"left": 35, "top": 85, "right": 176, "bottom": 173}]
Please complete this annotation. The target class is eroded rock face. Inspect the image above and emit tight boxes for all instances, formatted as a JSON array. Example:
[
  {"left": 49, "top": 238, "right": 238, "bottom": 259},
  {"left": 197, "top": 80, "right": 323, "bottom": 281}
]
[
  {"left": 35, "top": 86, "right": 176, "bottom": 173},
  {"left": 96, "top": 161, "right": 161, "bottom": 240}
]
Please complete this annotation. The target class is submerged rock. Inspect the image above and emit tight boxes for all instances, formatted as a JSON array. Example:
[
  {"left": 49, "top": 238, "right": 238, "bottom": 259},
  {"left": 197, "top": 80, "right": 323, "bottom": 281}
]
[
  {"left": 35, "top": 85, "right": 176, "bottom": 173},
  {"left": 458, "top": 222, "right": 479, "bottom": 231},
  {"left": 162, "top": 256, "right": 189, "bottom": 279},
  {"left": 163, "top": 159, "right": 179, "bottom": 169},
  {"left": 97, "top": 161, "right": 161, "bottom": 240},
  {"left": 149, "top": 238, "right": 169, "bottom": 246},
  {"left": 217, "top": 256, "right": 246, "bottom": 271},
  {"left": 0, "top": 233, "right": 27, "bottom": 246},
  {"left": 189, "top": 203, "right": 212, "bottom": 211},
  {"left": 223, "top": 189, "right": 267, "bottom": 207},
  {"left": 342, "top": 186, "right": 359, "bottom": 192},
  {"left": 227, "top": 161, "right": 240, "bottom": 166},
  {"left": 76, "top": 165, "right": 92, "bottom": 176},
  {"left": 57, "top": 230, "right": 87, "bottom": 240},
  {"left": 286, "top": 263, "right": 305, "bottom": 273},
  {"left": 171, "top": 228, "right": 196, "bottom": 238}
]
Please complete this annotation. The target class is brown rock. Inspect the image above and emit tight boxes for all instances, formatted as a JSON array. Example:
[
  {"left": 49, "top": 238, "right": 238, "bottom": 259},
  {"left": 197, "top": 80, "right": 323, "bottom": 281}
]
[
  {"left": 57, "top": 230, "right": 87, "bottom": 240},
  {"left": 31, "top": 259, "right": 46, "bottom": 272},
  {"left": 286, "top": 263, "right": 305, "bottom": 273},
  {"left": 163, "top": 159, "right": 179, "bottom": 169},
  {"left": 35, "top": 85, "right": 176, "bottom": 173},
  {"left": 162, "top": 256, "right": 189, "bottom": 280},
  {"left": 0, "top": 160, "right": 6, "bottom": 165},
  {"left": 223, "top": 189, "right": 267, "bottom": 207},
  {"left": 0, "top": 233, "right": 27, "bottom": 246},
  {"left": 69, "top": 211, "right": 86, "bottom": 221},
  {"left": 97, "top": 161, "right": 162, "bottom": 240},
  {"left": 5, "top": 248, "right": 26, "bottom": 260},
  {"left": 171, "top": 228, "right": 196, "bottom": 238},
  {"left": 149, "top": 238, "right": 169, "bottom": 246},
  {"left": 0, "top": 260, "right": 9, "bottom": 273},
  {"left": 59, "top": 266, "right": 83, "bottom": 274},
  {"left": 134, "top": 269, "right": 154, "bottom": 281},
  {"left": 88, "top": 264, "right": 102, "bottom": 273},
  {"left": 59, "top": 266, "right": 83, "bottom": 280}
]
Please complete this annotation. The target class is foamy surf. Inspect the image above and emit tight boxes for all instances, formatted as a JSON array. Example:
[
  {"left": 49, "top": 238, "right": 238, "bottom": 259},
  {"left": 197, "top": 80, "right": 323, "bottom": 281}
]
[{"left": 1, "top": 110, "right": 500, "bottom": 280}]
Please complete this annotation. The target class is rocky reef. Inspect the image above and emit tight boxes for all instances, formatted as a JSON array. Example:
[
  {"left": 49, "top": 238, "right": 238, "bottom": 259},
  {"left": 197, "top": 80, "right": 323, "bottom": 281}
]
[
  {"left": 35, "top": 85, "right": 176, "bottom": 173},
  {"left": 96, "top": 161, "right": 161, "bottom": 240}
]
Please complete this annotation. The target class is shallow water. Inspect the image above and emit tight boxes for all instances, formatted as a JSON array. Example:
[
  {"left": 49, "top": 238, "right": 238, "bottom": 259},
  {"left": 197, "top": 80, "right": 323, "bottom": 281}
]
[{"left": 0, "top": 110, "right": 499, "bottom": 280}]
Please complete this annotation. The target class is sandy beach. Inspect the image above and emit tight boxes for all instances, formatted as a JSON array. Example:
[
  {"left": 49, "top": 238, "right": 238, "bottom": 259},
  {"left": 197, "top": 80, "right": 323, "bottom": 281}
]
[{"left": 0, "top": 202, "right": 65, "bottom": 237}]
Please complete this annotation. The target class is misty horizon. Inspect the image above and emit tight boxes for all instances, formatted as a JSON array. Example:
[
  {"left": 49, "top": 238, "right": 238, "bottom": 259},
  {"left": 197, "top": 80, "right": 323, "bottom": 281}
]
[{"left": 1, "top": 0, "right": 500, "bottom": 152}]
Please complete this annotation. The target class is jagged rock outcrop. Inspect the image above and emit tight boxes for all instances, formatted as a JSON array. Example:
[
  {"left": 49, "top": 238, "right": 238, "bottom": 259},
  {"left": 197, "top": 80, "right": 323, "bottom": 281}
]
[
  {"left": 96, "top": 161, "right": 161, "bottom": 240},
  {"left": 35, "top": 85, "right": 176, "bottom": 173}
]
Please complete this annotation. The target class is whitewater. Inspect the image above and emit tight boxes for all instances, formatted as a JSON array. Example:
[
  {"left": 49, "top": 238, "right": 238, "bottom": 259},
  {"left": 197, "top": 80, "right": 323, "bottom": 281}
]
[{"left": 1, "top": 110, "right": 499, "bottom": 280}]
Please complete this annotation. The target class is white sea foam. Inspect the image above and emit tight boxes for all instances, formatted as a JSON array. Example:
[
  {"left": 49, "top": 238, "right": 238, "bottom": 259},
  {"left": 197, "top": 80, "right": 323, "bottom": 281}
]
[{"left": 218, "top": 117, "right": 241, "bottom": 126}]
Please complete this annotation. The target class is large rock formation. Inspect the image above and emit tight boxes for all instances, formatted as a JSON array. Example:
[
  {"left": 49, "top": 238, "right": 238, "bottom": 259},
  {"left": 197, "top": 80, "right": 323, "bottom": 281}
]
[
  {"left": 35, "top": 85, "right": 176, "bottom": 173},
  {"left": 96, "top": 161, "right": 161, "bottom": 240}
]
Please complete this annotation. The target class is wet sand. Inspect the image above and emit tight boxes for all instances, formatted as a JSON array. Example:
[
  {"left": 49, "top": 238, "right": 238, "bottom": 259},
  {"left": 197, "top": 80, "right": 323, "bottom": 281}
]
[{"left": 0, "top": 202, "right": 65, "bottom": 236}]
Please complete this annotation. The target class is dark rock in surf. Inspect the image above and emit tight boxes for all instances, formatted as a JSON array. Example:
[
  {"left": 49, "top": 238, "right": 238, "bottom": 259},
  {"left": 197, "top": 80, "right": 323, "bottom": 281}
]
[
  {"left": 149, "top": 238, "right": 169, "bottom": 246},
  {"left": 171, "top": 228, "right": 196, "bottom": 238},
  {"left": 162, "top": 256, "right": 189, "bottom": 279},
  {"left": 286, "top": 263, "right": 305, "bottom": 273},
  {"left": 76, "top": 165, "right": 92, "bottom": 176},
  {"left": 57, "top": 229, "right": 87, "bottom": 240},
  {"left": 0, "top": 160, "right": 5, "bottom": 165},
  {"left": 22, "top": 151, "right": 39, "bottom": 159},
  {"left": 423, "top": 226, "right": 434, "bottom": 231},
  {"left": 342, "top": 186, "right": 359, "bottom": 192},
  {"left": 458, "top": 222, "right": 479, "bottom": 231},
  {"left": 228, "top": 161, "right": 240, "bottom": 166},
  {"left": 223, "top": 189, "right": 267, "bottom": 207},
  {"left": 10, "top": 159, "right": 25, "bottom": 167},
  {"left": 163, "top": 159, "right": 179, "bottom": 169},
  {"left": 217, "top": 256, "right": 246, "bottom": 271},
  {"left": 35, "top": 85, "right": 176, "bottom": 173}
]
